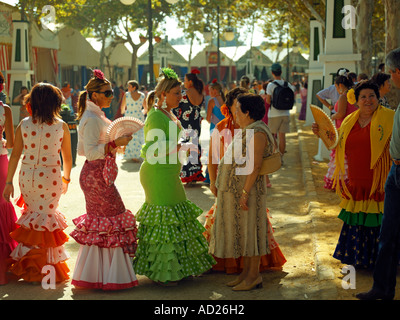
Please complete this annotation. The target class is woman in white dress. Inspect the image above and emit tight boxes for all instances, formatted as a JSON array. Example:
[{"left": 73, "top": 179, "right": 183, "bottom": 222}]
[{"left": 120, "top": 80, "right": 146, "bottom": 162}]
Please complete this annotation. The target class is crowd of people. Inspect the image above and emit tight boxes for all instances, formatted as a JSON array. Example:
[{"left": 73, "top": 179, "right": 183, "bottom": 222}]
[
  {"left": 0, "top": 46, "right": 400, "bottom": 300},
  {"left": 0, "top": 63, "right": 290, "bottom": 291}
]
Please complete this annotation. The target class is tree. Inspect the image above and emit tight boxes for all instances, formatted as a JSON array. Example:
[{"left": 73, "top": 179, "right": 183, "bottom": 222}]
[
  {"left": 383, "top": 0, "right": 400, "bottom": 106},
  {"left": 355, "top": 0, "right": 374, "bottom": 76},
  {"left": 111, "top": 0, "right": 172, "bottom": 81}
]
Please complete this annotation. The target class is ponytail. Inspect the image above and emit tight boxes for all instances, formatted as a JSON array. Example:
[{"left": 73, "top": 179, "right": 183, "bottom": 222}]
[
  {"left": 76, "top": 91, "right": 88, "bottom": 120},
  {"left": 146, "top": 91, "right": 156, "bottom": 111},
  {"left": 186, "top": 73, "right": 203, "bottom": 95}
]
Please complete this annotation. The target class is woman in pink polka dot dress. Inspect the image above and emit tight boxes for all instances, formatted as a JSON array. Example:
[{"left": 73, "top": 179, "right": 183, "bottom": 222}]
[
  {"left": 0, "top": 97, "right": 17, "bottom": 285},
  {"left": 3, "top": 83, "right": 72, "bottom": 283}
]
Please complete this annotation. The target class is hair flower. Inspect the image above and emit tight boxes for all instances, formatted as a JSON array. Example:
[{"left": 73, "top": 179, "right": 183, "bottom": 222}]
[
  {"left": 191, "top": 68, "right": 200, "bottom": 75},
  {"left": 347, "top": 88, "right": 356, "bottom": 105},
  {"left": 221, "top": 104, "right": 230, "bottom": 117},
  {"left": 212, "top": 78, "right": 217, "bottom": 84},
  {"left": 93, "top": 69, "right": 105, "bottom": 81},
  {"left": 161, "top": 68, "right": 178, "bottom": 80},
  {"left": 25, "top": 102, "right": 32, "bottom": 116}
]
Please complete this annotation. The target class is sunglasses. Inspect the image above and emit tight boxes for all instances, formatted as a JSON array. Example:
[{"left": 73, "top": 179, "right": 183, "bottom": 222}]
[{"left": 95, "top": 90, "right": 113, "bottom": 98}]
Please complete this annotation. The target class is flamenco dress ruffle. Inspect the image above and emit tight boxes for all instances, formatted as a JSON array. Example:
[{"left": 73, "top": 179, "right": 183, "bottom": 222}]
[
  {"left": 203, "top": 204, "right": 286, "bottom": 273},
  {"left": 70, "top": 159, "right": 138, "bottom": 290},
  {"left": 8, "top": 196, "right": 70, "bottom": 283},
  {"left": 133, "top": 200, "right": 216, "bottom": 283}
]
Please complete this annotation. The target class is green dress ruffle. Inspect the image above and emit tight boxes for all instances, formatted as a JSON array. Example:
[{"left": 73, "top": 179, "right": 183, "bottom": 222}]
[{"left": 133, "top": 200, "right": 216, "bottom": 282}]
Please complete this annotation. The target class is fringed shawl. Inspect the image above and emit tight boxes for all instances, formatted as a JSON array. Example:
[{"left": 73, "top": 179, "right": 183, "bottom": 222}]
[{"left": 332, "top": 105, "right": 395, "bottom": 199}]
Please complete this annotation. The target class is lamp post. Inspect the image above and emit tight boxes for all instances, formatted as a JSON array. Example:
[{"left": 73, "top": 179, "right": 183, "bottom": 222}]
[
  {"left": 203, "top": 7, "right": 235, "bottom": 83},
  {"left": 120, "top": 0, "right": 177, "bottom": 89}
]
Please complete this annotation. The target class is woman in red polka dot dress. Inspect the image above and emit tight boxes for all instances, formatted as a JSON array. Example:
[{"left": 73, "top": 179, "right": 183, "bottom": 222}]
[
  {"left": 3, "top": 83, "right": 73, "bottom": 283},
  {"left": 69, "top": 70, "right": 138, "bottom": 290}
]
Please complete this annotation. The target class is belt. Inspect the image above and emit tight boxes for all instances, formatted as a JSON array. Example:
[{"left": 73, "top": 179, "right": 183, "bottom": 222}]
[{"left": 393, "top": 159, "right": 400, "bottom": 165}]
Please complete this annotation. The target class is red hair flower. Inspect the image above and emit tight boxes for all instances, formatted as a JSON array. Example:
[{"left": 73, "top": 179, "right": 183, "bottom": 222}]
[
  {"left": 212, "top": 79, "right": 217, "bottom": 84},
  {"left": 191, "top": 68, "right": 200, "bottom": 74},
  {"left": 25, "top": 102, "right": 32, "bottom": 116},
  {"left": 93, "top": 69, "right": 105, "bottom": 80}
]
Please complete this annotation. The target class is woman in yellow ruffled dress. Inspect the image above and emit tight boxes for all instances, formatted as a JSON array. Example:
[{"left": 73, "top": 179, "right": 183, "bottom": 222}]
[{"left": 313, "top": 80, "right": 395, "bottom": 268}]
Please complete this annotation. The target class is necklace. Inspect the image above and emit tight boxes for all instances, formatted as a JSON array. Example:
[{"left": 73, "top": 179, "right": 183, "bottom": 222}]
[{"left": 358, "top": 117, "right": 371, "bottom": 128}]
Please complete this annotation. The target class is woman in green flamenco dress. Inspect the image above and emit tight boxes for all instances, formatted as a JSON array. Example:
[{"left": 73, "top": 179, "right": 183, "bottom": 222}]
[{"left": 133, "top": 68, "right": 216, "bottom": 285}]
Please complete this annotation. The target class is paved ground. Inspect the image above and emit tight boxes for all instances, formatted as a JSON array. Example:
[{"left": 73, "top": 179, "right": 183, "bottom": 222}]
[{"left": 2, "top": 108, "right": 395, "bottom": 305}]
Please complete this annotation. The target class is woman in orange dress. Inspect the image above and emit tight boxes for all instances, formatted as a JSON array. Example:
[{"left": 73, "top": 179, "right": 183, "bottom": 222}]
[
  {"left": 3, "top": 83, "right": 72, "bottom": 283},
  {"left": 204, "top": 87, "right": 286, "bottom": 273}
]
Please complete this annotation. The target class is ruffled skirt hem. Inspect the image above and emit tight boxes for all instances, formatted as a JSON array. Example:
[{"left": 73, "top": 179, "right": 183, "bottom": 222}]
[
  {"left": 134, "top": 200, "right": 216, "bottom": 282},
  {"left": 72, "top": 245, "right": 138, "bottom": 291},
  {"left": 70, "top": 209, "right": 137, "bottom": 256},
  {"left": 211, "top": 247, "right": 287, "bottom": 274},
  {"left": 333, "top": 223, "right": 380, "bottom": 269},
  {"left": 8, "top": 246, "right": 70, "bottom": 283}
]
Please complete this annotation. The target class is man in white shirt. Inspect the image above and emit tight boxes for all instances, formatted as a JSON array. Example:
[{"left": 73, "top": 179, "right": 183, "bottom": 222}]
[
  {"left": 316, "top": 68, "right": 350, "bottom": 113},
  {"left": 266, "top": 63, "right": 295, "bottom": 159}
]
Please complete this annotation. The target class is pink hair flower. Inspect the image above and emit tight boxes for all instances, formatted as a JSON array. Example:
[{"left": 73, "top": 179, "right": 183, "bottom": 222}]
[{"left": 93, "top": 69, "right": 105, "bottom": 80}]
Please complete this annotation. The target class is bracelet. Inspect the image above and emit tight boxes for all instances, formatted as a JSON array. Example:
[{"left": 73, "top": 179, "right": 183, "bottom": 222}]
[
  {"left": 5, "top": 181, "right": 12, "bottom": 185},
  {"left": 242, "top": 189, "right": 249, "bottom": 196},
  {"left": 62, "top": 176, "right": 70, "bottom": 184}
]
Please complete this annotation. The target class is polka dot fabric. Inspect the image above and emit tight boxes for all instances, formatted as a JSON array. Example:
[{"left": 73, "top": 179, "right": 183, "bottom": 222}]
[
  {"left": 9, "top": 117, "right": 70, "bottom": 283},
  {"left": 123, "top": 92, "right": 145, "bottom": 160}
]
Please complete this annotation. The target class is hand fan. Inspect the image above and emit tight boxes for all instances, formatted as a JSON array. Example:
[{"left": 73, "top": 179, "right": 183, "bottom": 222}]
[
  {"left": 310, "top": 104, "right": 339, "bottom": 150},
  {"left": 105, "top": 117, "right": 144, "bottom": 143}
]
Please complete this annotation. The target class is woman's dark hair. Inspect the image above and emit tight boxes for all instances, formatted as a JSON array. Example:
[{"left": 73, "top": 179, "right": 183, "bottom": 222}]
[
  {"left": 370, "top": 73, "right": 391, "bottom": 89},
  {"left": 225, "top": 87, "right": 248, "bottom": 108},
  {"left": 24, "top": 83, "right": 62, "bottom": 124},
  {"left": 237, "top": 93, "right": 265, "bottom": 121},
  {"left": 185, "top": 73, "right": 203, "bottom": 95},
  {"left": 335, "top": 75, "right": 353, "bottom": 89},
  {"left": 0, "top": 71, "right": 4, "bottom": 83},
  {"left": 239, "top": 76, "right": 250, "bottom": 88},
  {"left": 354, "top": 80, "right": 380, "bottom": 101},
  {"left": 127, "top": 80, "right": 139, "bottom": 90}
]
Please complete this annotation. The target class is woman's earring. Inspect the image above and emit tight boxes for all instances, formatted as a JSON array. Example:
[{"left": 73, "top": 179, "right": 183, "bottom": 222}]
[{"left": 162, "top": 98, "right": 167, "bottom": 109}]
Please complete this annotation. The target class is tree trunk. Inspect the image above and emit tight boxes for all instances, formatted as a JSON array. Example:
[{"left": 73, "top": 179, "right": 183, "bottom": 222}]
[
  {"left": 356, "top": 0, "right": 374, "bottom": 75},
  {"left": 384, "top": 0, "right": 400, "bottom": 108},
  {"left": 187, "top": 36, "right": 193, "bottom": 72},
  {"left": 130, "top": 43, "right": 140, "bottom": 81},
  {"left": 99, "top": 35, "right": 106, "bottom": 71}
]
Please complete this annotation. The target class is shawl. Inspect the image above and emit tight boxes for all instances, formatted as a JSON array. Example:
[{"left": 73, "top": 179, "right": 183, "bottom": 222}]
[
  {"left": 216, "top": 120, "right": 274, "bottom": 194},
  {"left": 332, "top": 105, "right": 395, "bottom": 198}
]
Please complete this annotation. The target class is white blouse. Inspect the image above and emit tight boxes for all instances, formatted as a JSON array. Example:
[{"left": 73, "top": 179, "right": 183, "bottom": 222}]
[{"left": 77, "top": 100, "right": 111, "bottom": 161}]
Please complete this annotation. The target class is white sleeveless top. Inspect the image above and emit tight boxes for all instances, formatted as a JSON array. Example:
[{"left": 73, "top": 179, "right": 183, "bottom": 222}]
[{"left": 20, "top": 117, "right": 64, "bottom": 167}]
